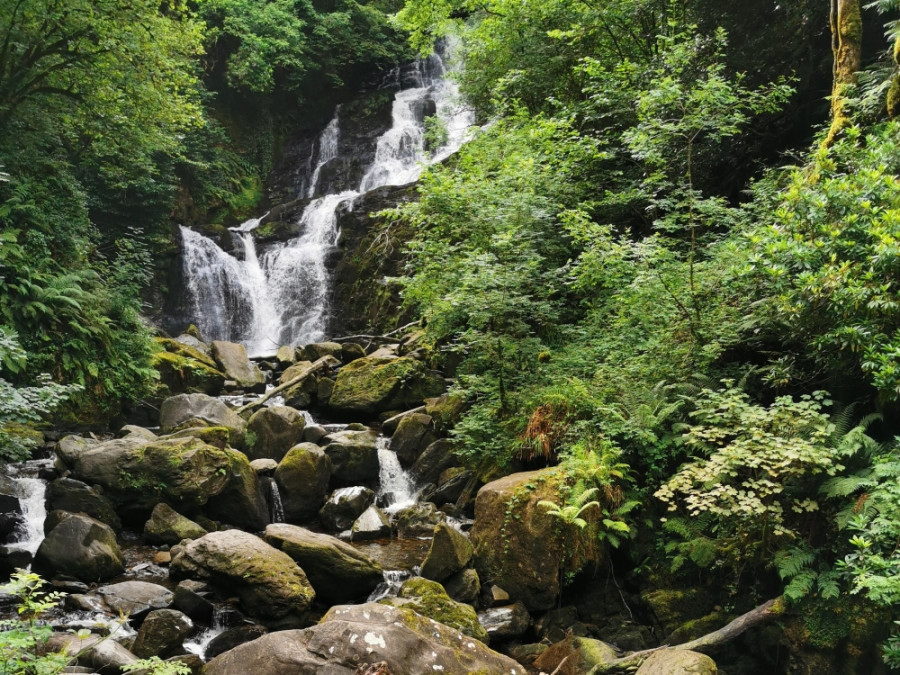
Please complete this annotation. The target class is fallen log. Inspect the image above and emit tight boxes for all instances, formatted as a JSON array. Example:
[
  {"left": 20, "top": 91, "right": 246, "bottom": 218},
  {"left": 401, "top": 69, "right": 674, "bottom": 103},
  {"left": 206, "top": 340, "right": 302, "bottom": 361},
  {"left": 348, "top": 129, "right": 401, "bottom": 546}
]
[
  {"left": 588, "top": 597, "right": 785, "bottom": 673},
  {"left": 236, "top": 356, "right": 336, "bottom": 415}
]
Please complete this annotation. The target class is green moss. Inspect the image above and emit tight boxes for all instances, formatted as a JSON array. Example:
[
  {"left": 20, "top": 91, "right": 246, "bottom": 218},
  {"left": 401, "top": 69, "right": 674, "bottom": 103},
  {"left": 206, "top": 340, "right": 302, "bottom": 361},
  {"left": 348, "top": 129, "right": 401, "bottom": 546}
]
[
  {"left": 888, "top": 75, "right": 900, "bottom": 118},
  {"left": 381, "top": 577, "right": 489, "bottom": 643}
]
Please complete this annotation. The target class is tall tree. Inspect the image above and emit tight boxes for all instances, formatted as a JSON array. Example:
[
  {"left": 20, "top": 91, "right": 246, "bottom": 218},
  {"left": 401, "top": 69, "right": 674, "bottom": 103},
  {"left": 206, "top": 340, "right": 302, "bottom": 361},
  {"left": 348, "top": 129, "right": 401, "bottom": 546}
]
[{"left": 824, "top": 0, "right": 862, "bottom": 146}]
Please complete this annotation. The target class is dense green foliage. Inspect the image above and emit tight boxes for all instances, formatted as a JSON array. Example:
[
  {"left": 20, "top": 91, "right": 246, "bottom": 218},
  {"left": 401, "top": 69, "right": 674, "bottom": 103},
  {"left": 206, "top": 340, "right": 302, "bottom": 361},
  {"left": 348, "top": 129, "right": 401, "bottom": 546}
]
[{"left": 388, "top": 0, "right": 900, "bottom": 665}]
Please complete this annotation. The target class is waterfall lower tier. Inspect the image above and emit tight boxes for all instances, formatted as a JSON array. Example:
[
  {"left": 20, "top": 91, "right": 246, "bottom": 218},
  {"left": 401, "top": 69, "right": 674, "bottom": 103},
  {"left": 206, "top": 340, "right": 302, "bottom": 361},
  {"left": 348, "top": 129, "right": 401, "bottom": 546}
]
[
  {"left": 376, "top": 437, "right": 417, "bottom": 513},
  {"left": 177, "top": 42, "right": 473, "bottom": 355}
]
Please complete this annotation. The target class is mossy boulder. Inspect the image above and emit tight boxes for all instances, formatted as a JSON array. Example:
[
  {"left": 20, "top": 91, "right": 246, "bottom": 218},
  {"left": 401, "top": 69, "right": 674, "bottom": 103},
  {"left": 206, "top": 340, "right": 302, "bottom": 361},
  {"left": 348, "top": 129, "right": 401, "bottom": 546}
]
[
  {"left": 641, "top": 588, "right": 715, "bottom": 636},
  {"left": 420, "top": 522, "right": 474, "bottom": 583},
  {"left": 131, "top": 609, "right": 194, "bottom": 659},
  {"left": 210, "top": 340, "right": 265, "bottom": 392},
  {"left": 395, "top": 502, "right": 445, "bottom": 538},
  {"left": 328, "top": 356, "right": 445, "bottom": 416},
  {"left": 471, "top": 468, "right": 572, "bottom": 611},
  {"left": 635, "top": 648, "right": 717, "bottom": 675},
  {"left": 143, "top": 503, "right": 208, "bottom": 545},
  {"left": 203, "top": 449, "right": 270, "bottom": 530},
  {"left": 389, "top": 413, "right": 436, "bottom": 467},
  {"left": 202, "top": 601, "right": 523, "bottom": 675},
  {"left": 425, "top": 394, "right": 466, "bottom": 432},
  {"left": 381, "top": 577, "right": 488, "bottom": 643},
  {"left": 152, "top": 339, "right": 225, "bottom": 398},
  {"left": 65, "top": 435, "right": 232, "bottom": 512},
  {"left": 264, "top": 523, "right": 383, "bottom": 603},
  {"left": 34, "top": 512, "right": 124, "bottom": 582},
  {"left": 159, "top": 393, "right": 246, "bottom": 446},
  {"left": 321, "top": 429, "right": 379, "bottom": 484},
  {"left": 444, "top": 568, "right": 481, "bottom": 606},
  {"left": 532, "top": 636, "right": 618, "bottom": 675},
  {"left": 244, "top": 406, "right": 307, "bottom": 462},
  {"left": 274, "top": 443, "right": 332, "bottom": 522},
  {"left": 170, "top": 530, "right": 315, "bottom": 620},
  {"left": 45, "top": 478, "right": 121, "bottom": 531},
  {"left": 299, "top": 342, "right": 343, "bottom": 362}
]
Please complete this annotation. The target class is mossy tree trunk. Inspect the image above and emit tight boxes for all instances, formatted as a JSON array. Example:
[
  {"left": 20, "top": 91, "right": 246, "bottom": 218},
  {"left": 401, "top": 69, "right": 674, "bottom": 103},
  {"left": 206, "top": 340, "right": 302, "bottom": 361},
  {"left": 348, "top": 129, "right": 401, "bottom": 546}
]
[{"left": 824, "top": 0, "right": 863, "bottom": 147}]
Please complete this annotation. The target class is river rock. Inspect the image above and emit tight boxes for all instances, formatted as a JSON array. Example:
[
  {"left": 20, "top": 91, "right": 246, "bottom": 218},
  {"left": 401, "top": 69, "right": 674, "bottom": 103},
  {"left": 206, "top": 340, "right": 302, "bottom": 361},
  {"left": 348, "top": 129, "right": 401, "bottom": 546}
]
[
  {"left": 153, "top": 338, "right": 226, "bottom": 397},
  {"left": 426, "top": 469, "right": 473, "bottom": 506},
  {"left": 319, "top": 487, "right": 375, "bottom": 531},
  {"left": 170, "top": 530, "right": 315, "bottom": 620},
  {"left": 389, "top": 413, "right": 436, "bottom": 466},
  {"left": 55, "top": 435, "right": 100, "bottom": 466},
  {"left": 210, "top": 340, "right": 265, "bottom": 392},
  {"left": 395, "top": 502, "right": 445, "bottom": 538},
  {"left": 244, "top": 406, "right": 307, "bottom": 462},
  {"left": 279, "top": 357, "right": 340, "bottom": 408},
  {"left": 34, "top": 512, "right": 124, "bottom": 582},
  {"left": 532, "top": 636, "right": 618, "bottom": 675},
  {"left": 65, "top": 435, "right": 232, "bottom": 514},
  {"left": 131, "top": 608, "right": 194, "bottom": 659},
  {"left": 471, "top": 468, "right": 572, "bottom": 611},
  {"left": 205, "top": 624, "right": 267, "bottom": 660},
  {"left": 120, "top": 425, "right": 159, "bottom": 441},
  {"left": 159, "top": 393, "right": 247, "bottom": 442},
  {"left": 250, "top": 458, "right": 278, "bottom": 475},
  {"left": 409, "top": 439, "right": 458, "bottom": 485},
  {"left": 380, "top": 406, "right": 427, "bottom": 435},
  {"left": 91, "top": 581, "right": 174, "bottom": 617},
  {"left": 87, "top": 639, "right": 139, "bottom": 671},
  {"left": 143, "top": 503, "right": 208, "bottom": 545},
  {"left": 350, "top": 505, "right": 391, "bottom": 542},
  {"left": 175, "top": 334, "right": 210, "bottom": 354},
  {"left": 425, "top": 394, "right": 466, "bottom": 432},
  {"left": 202, "top": 448, "right": 270, "bottom": 530},
  {"left": 299, "top": 342, "right": 343, "bottom": 362},
  {"left": 264, "top": 523, "right": 383, "bottom": 603},
  {"left": 382, "top": 577, "right": 488, "bottom": 643},
  {"left": 43, "top": 478, "right": 121, "bottom": 531},
  {"left": 202, "top": 602, "right": 522, "bottom": 675},
  {"left": 322, "top": 429, "right": 379, "bottom": 485},
  {"left": 275, "top": 444, "right": 332, "bottom": 522},
  {"left": 444, "top": 568, "right": 481, "bottom": 606},
  {"left": 478, "top": 602, "right": 531, "bottom": 642},
  {"left": 635, "top": 648, "right": 717, "bottom": 675},
  {"left": 328, "top": 356, "right": 445, "bottom": 416},
  {"left": 340, "top": 342, "right": 366, "bottom": 363},
  {"left": 275, "top": 345, "right": 296, "bottom": 366},
  {"left": 172, "top": 580, "right": 215, "bottom": 624},
  {"left": 420, "top": 522, "right": 474, "bottom": 582}
]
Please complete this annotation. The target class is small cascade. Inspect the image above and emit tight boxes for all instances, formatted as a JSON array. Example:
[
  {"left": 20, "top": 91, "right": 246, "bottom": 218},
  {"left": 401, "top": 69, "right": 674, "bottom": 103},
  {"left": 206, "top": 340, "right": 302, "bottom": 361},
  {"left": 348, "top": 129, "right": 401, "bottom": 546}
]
[
  {"left": 376, "top": 436, "right": 417, "bottom": 513},
  {"left": 4, "top": 459, "right": 51, "bottom": 558},
  {"left": 184, "top": 604, "right": 233, "bottom": 659},
  {"left": 367, "top": 568, "right": 418, "bottom": 602},
  {"left": 265, "top": 477, "right": 285, "bottom": 523},
  {"left": 307, "top": 114, "right": 340, "bottom": 199},
  {"left": 178, "top": 42, "right": 474, "bottom": 354}
]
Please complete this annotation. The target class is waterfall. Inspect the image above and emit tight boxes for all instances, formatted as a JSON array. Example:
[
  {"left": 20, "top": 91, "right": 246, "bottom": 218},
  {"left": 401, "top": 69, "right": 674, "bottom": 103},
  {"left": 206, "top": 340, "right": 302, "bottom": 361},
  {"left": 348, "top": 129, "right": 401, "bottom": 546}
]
[
  {"left": 4, "top": 460, "right": 50, "bottom": 558},
  {"left": 376, "top": 436, "right": 417, "bottom": 513},
  {"left": 264, "top": 477, "right": 285, "bottom": 523},
  {"left": 367, "top": 568, "right": 417, "bottom": 602},
  {"left": 178, "top": 44, "right": 474, "bottom": 356}
]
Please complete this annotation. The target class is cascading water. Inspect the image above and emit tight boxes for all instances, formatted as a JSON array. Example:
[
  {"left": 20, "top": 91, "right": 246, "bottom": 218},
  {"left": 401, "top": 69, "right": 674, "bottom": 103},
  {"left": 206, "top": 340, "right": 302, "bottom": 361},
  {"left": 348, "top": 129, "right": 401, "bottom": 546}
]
[
  {"left": 4, "top": 459, "right": 51, "bottom": 558},
  {"left": 375, "top": 436, "right": 417, "bottom": 513},
  {"left": 179, "top": 44, "right": 474, "bottom": 356}
]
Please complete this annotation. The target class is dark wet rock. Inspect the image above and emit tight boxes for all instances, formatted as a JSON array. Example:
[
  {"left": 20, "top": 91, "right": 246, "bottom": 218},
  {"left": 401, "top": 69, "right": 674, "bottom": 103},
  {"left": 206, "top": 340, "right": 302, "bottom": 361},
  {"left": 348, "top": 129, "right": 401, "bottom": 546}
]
[
  {"left": 477, "top": 602, "right": 531, "bottom": 642},
  {"left": 34, "top": 512, "right": 123, "bottom": 582},
  {"left": 340, "top": 343, "right": 366, "bottom": 363},
  {"left": 299, "top": 342, "right": 343, "bottom": 362},
  {"left": 131, "top": 608, "right": 194, "bottom": 659},
  {"left": 205, "top": 624, "right": 267, "bottom": 660},
  {"left": 420, "top": 522, "right": 474, "bottom": 583},
  {"left": 250, "top": 458, "right": 278, "bottom": 476},
  {"left": 389, "top": 413, "right": 436, "bottom": 467},
  {"left": 444, "top": 568, "right": 480, "bottom": 606},
  {"left": 322, "top": 429, "right": 379, "bottom": 485},
  {"left": 274, "top": 444, "right": 332, "bottom": 522},
  {"left": 172, "top": 580, "right": 215, "bottom": 624},
  {"left": 264, "top": 523, "right": 383, "bottom": 604},
  {"left": 319, "top": 487, "right": 375, "bottom": 532},
  {"left": 202, "top": 449, "right": 270, "bottom": 531},
  {"left": 409, "top": 439, "right": 458, "bottom": 486},
  {"left": 532, "top": 636, "right": 618, "bottom": 675}
]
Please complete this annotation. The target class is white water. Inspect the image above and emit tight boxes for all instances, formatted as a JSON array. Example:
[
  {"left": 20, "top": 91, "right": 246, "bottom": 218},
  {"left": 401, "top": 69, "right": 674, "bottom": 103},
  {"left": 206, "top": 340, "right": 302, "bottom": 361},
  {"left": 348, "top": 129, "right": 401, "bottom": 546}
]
[
  {"left": 376, "top": 436, "right": 417, "bottom": 514},
  {"left": 179, "top": 45, "right": 473, "bottom": 356},
  {"left": 367, "top": 568, "right": 417, "bottom": 602},
  {"left": 4, "top": 459, "right": 51, "bottom": 557}
]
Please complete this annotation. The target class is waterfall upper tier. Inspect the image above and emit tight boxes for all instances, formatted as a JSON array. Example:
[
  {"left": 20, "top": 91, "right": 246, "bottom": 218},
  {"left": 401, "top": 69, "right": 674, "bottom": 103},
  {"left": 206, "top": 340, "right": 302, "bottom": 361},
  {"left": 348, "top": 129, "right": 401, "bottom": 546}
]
[{"left": 178, "top": 45, "right": 473, "bottom": 356}]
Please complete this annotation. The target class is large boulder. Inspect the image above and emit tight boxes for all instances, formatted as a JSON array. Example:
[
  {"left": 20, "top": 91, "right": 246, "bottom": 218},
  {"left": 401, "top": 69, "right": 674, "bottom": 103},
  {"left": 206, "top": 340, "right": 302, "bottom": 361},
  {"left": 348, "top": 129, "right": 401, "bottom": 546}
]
[
  {"left": 321, "top": 429, "right": 379, "bottom": 485},
  {"left": 159, "top": 393, "right": 247, "bottom": 443},
  {"left": 244, "top": 407, "right": 307, "bottom": 462},
  {"left": 319, "top": 487, "right": 375, "bottom": 531},
  {"left": 202, "top": 602, "right": 523, "bottom": 675},
  {"left": 34, "top": 512, "right": 124, "bottom": 581},
  {"left": 45, "top": 478, "right": 121, "bottom": 531},
  {"left": 152, "top": 338, "right": 226, "bottom": 398},
  {"left": 279, "top": 357, "right": 340, "bottom": 408},
  {"left": 299, "top": 342, "right": 343, "bottom": 362},
  {"left": 382, "top": 577, "right": 488, "bottom": 643},
  {"left": 478, "top": 602, "right": 531, "bottom": 642},
  {"left": 143, "top": 503, "right": 208, "bottom": 545},
  {"left": 86, "top": 581, "right": 174, "bottom": 617},
  {"left": 395, "top": 502, "right": 445, "bottom": 538},
  {"left": 635, "top": 649, "right": 718, "bottom": 675},
  {"left": 532, "top": 636, "right": 618, "bottom": 675},
  {"left": 410, "top": 439, "right": 458, "bottom": 485},
  {"left": 389, "top": 413, "right": 437, "bottom": 467},
  {"left": 420, "top": 522, "right": 474, "bottom": 583},
  {"left": 264, "top": 524, "right": 383, "bottom": 603},
  {"left": 210, "top": 340, "right": 265, "bottom": 391},
  {"left": 471, "top": 468, "right": 572, "bottom": 611},
  {"left": 131, "top": 609, "right": 194, "bottom": 659},
  {"left": 64, "top": 435, "right": 232, "bottom": 513},
  {"left": 328, "top": 356, "right": 445, "bottom": 416},
  {"left": 274, "top": 444, "right": 332, "bottom": 522},
  {"left": 170, "top": 530, "right": 315, "bottom": 620},
  {"left": 350, "top": 505, "right": 391, "bottom": 542},
  {"left": 203, "top": 448, "right": 270, "bottom": 530}
]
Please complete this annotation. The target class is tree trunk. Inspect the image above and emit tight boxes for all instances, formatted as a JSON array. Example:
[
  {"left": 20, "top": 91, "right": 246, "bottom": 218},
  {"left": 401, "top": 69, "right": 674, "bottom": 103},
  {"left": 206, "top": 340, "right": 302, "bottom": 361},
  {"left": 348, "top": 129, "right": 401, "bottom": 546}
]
[{"left": 824, "top": 0, "right": 862, "bottom": 147}]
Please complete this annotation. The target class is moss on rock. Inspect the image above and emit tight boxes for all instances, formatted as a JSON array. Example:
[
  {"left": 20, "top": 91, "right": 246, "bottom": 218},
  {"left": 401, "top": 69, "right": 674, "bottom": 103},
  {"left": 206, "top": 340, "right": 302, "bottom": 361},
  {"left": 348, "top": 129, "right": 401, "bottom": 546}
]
[{"left": 381, "top": 577, "right": 488, "bottom": 643}]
